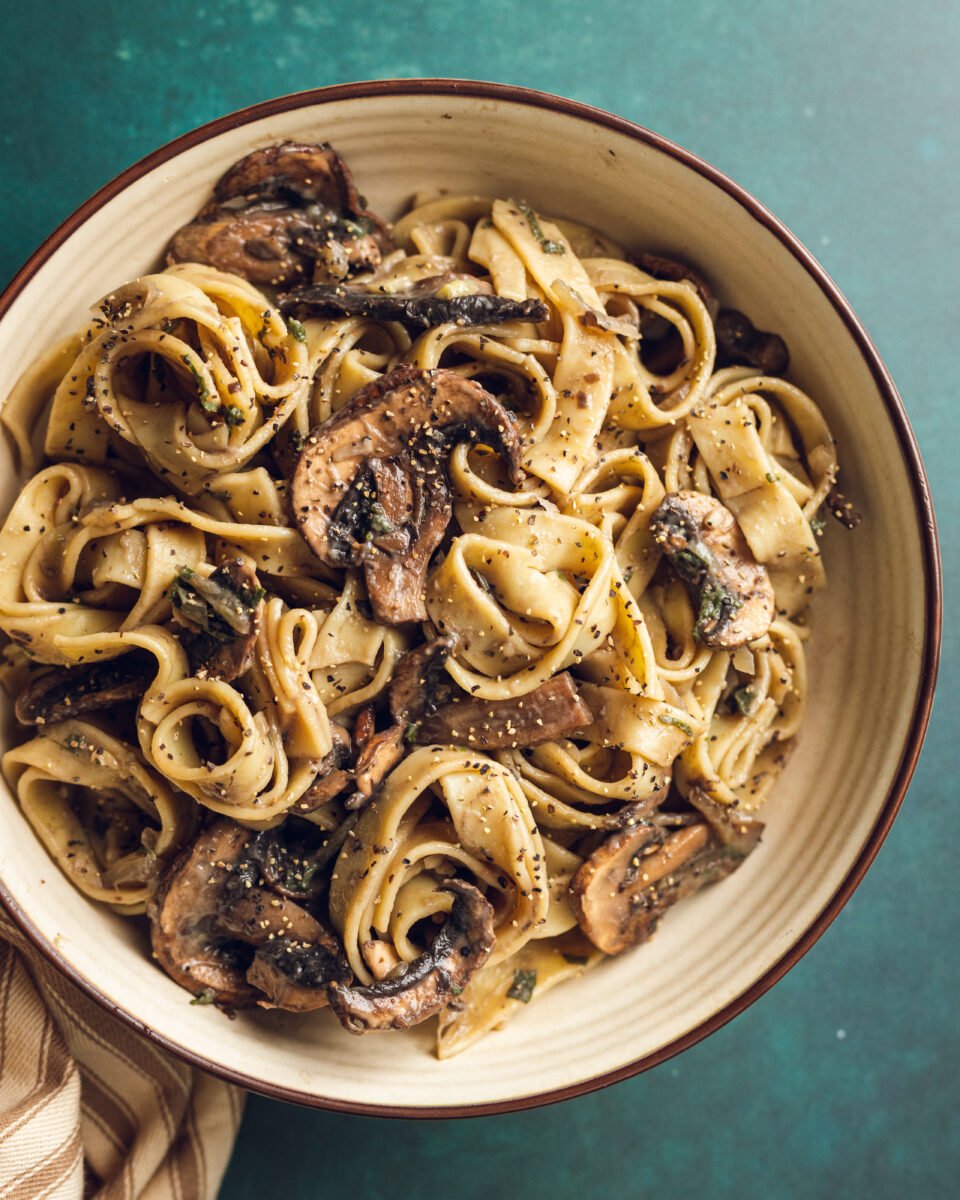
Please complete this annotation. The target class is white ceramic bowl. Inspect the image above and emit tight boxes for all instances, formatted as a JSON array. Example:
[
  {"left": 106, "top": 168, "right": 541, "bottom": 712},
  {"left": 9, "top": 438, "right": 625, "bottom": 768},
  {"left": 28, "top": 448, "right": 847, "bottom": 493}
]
[{"left": 0, "top": 81, "right": 940, "bottom": 1115}]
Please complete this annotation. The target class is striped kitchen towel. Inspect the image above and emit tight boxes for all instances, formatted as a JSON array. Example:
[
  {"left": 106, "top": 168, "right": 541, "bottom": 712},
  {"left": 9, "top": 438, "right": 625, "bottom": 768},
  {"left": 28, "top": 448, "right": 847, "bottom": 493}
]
[{"left": 0, "top": 914, "right": 243, "bottom": 1199}]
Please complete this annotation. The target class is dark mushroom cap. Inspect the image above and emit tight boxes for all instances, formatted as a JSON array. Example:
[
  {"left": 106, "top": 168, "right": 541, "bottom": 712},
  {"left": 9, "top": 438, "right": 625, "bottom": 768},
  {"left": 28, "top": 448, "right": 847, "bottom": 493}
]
[
  {"left": 166, "top": 142, "right": 391, "bottom": 288},
  {"left": 388, "top": 633, "right": 460, "bottom": 725},
  {"left": 169, "top": 556, "right": 264, "bottom": 682},
  {"left": 347, "top": 725, "right": 405, "bottom": 806},
  {"left": 247, "top": 937, "right": 352, "bottom": 1012},
  {"left": 569, "top": 816, "right": 751, "bottom": 955},
  {"left": 149, "top": 819, "right": 259, "bottom": 1007},
  {"left": 15, "top": 649, "right": 155, "bottom": 727},
  {"left": 687, "top": 786, "right": 765, "bottom": 855},
  {"left": 650, "top": 490, "right": 774, "bottom": 649},
  {"left": 150, "top": 817, "right": 355, "bottom": 1011},
  {"left": 326, "top": 879, "right": 496, "bottom": 1033},
  {"left": 714, "top": 308, "right": 789, "bottom": 375},
  {"left": 411, "top": 671, "right": 593, "bottom": 750},
  {"left": 279, "top": 275, "right": 548, "bottom": 332},
  {"left": 291, "top": 365, "right": 523, "bottom": 624}
]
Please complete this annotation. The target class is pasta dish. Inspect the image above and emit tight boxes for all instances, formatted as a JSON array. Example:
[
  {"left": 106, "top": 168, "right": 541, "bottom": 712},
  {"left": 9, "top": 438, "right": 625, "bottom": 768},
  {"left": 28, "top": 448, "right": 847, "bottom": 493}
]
[{"left": 0, "top": 143, "right": 854, "bottom": 1056}]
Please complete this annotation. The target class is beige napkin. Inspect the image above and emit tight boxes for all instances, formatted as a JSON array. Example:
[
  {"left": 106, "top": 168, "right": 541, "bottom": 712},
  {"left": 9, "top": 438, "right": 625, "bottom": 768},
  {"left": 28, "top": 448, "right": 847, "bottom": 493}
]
[{"left": 0, "top": 914, "right": 244, "bottom": 1199}]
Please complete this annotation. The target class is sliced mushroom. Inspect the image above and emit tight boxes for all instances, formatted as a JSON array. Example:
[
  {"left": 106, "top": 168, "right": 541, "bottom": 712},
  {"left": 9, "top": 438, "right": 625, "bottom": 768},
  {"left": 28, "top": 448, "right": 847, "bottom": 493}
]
[
  {"left": 360, "top": 467, "right": 453, "bottom": 625},
  {"left": 149, "top": 819, "right": 259, "bottom": 1007},
  {"left": 352, "top": 703, "right": 377, "bottom": 751},
  {"left": 291, "top": 364, "right": 523, "bottom": 624},
  {"left": 569, "top": 815, "right": 755, "bottom": 955},
  {"left": 411, "top": 672, "right": 593, "bottom": 749},
  {"left": 347, "top": 725, "right": 406, "bottom": 807},
  {"left": 326, "top": 879, "right": 495, "bottom": 1033},
  {"left": 15, "top": 649, "right": 155, "bottom": 726},
  {"left": 292, "top": 723, "right": 354, "bottom": 814},
  {"left": 216, "top": 885, "right": 325, "bottom": 946},
  {"left": 169, "top": 556, "right": 264, "bottom": 681},
  {"left": 687, "top": 786, "right": 765, "bottom": 855},
  {"left": 650, "top": 491, "right": 774, "bottom": 649},
  {"left": 388, "top": 633, "right": 460, "bottom": 725},
  {"left": 280, "top": 275, "right": 548, "bottom": 332},
  {"left": 167, "top": 142, "right": 391, "bottom": 287},
  {"left": 247, "top": 936, "right": 352, "bottom": 1012},
  {"left": 714, "top": 308, "right": 789, "bottom": 375}
]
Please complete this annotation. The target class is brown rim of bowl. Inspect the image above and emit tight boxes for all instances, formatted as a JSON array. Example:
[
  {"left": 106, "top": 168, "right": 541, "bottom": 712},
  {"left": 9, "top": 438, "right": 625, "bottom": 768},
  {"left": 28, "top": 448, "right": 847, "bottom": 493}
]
[{"left": 0, "top": 79, "right": 942, "bottom": 1119}]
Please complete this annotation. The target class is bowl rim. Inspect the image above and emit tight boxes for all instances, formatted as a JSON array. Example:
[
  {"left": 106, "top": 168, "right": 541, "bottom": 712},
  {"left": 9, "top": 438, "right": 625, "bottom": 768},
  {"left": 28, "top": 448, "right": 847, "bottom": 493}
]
[{"left": 0, "top": 77, "right": 942, "bottom": 1119}]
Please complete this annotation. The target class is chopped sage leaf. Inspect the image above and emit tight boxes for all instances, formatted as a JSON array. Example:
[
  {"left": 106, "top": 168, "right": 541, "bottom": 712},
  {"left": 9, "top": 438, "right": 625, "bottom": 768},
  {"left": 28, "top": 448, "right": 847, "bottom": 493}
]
[
  {"left": 181, "top": 355, "right": 216, "bottom": 409},
  {"left": 507, "top": 968, "right": 537, "bottom": 1003},
  {"left": 730, "top": 685, "right": 756, "bottom": 716},
  {"left": 658, "top": 713, "right": 694, "bottom": 737},
  {"left": 368, "top": 501, "right": 396, "bottom": 535},
  {"left": 516, "top": 201, "right": 565, "bottom": 255},
  {"left": 286, "top": 316, "right": 307, "bottom": 343}
]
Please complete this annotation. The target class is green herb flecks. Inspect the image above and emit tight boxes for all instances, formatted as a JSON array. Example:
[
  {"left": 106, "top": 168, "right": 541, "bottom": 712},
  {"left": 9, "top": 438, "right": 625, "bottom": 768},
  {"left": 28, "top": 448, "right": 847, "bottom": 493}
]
[
  {"left": 169, "top": 566, "right": 264, "bottom": 642},
  {"left": 368, "top": 501, "right": 396, "bottom": 536},
  {"left": 672, "top": 545, "right": 712, "bottom": 584},
  {"left": 516, "top": 201, "right": 565, "bottom": 255},
  {"left": 180, "top": 355, "right": 218, "bottom": 411},
  {"left": 290, "top": 429, "right": 305, "bottom": 455},
  {"left": 694, "top": 580, "right": 742, "bottom": 642},
  {"left": 507, "top": 968, "right": 538, "bottom": 1003},
  {"left": 190, "top": 989, "right": 216, "bottom": 1006},
  {"left": 64, "top": 731, "right": 91, "bottom": 755},
  {"left": 730, "top": 685, "right": 756, "bottom": 716},
  {"left": 658, "top": 713, "right": 694, "bottom": 737},
  {"left": 404, "top": 722, "right": 420, "bottom": 744},
  {"left": 223, "top": 405, "right": 245, "bottom": 427},
  {"left": 286, "top": 317, "right": 308, "bottom": 343}
]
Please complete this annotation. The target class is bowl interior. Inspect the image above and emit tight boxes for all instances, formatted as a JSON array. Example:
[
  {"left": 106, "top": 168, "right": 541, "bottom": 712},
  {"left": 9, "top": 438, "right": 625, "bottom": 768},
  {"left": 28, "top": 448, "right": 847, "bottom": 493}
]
[{"left": 0, "top": 87, "right": 933, "bottom": 1112}]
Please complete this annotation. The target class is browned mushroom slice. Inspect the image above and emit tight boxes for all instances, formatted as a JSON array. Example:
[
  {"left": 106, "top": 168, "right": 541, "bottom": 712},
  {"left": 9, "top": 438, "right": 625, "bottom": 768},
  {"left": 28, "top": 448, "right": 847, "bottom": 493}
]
[
  {"left": 687, "top": 786, "right": 765, "bottom": 854},
  {"left": 388, "top": 633, "right": 460, "bottom": 725},
  {"left": 352, "top": 704, "right": 377, "bottom": 751},
  {"left": 279, "top": 276, "right": 548, "bottom": 332},
  {"left": 167, "top": 210, "right": 323, "bottom": 288},
  {"left": 247, "top": 936, "right": 352, "bottom": 1012},
  {"left": 650, "top": 491, "right": 774, "bottom": 649},
  {"left": 149, "top": 819, "right": 259, "bottom": 1007},
  {"left": 346, "top": 725, "right": 405, "bottom": 808},
  {"left": 411, "top": 672, "right": 593, "bottom": 749},
  {"left": 714, "top": 308, "right": 789, "bottom": 375},
  {"left": 569, "top": 816, "right": 755, "bottom": 955},
  {"left": 327, "top": 880, "right": 495, "bottom": 1033},
  {"left": 212, "top": 142, "right": 388, "bottom": 244},
  {"left": 292, "top": 723, "right": 354, "bottom": 815},
  {"left": 169, "top": 556, "right": 265, "bottom": 681},
  {"left": 167, "top": 142, "right": 391, "bottom": 287},
  {"left": 15, "top": 650, "right": 154, "bottom": 726},
  {"left": 216, "top": 886, "right": 325, "bottom": 945},
  {"left": 360, "top": 467, "right": 452, "bottom": 625},
  {"left": 291, "top": 364, "right": 523, "bottom": 624}
]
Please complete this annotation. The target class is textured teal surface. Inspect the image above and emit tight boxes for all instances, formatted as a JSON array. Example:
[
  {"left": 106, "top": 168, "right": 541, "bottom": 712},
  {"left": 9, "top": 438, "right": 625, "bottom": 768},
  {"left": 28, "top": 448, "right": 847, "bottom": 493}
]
[{"left": 1, "top": 1, "right": 956, "bottom": 1197}]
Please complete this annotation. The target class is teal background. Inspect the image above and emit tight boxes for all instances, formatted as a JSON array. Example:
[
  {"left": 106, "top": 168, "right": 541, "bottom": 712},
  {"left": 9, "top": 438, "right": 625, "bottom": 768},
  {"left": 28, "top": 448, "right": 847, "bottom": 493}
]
[{"left": 1, "top": 1, "right": 956, "bottom": 1196}]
